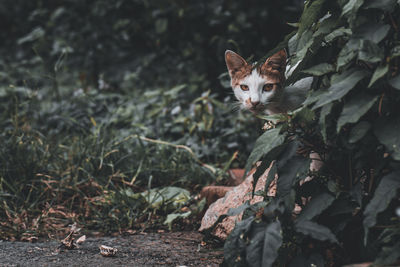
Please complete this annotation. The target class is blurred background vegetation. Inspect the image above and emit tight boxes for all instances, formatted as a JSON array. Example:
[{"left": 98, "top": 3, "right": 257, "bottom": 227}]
[{"left": 0, "top": 0, "right": 303, "bottom": 239}]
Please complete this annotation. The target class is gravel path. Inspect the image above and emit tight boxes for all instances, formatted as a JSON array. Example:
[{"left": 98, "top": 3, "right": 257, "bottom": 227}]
[{"left": 0, "top": 232, "right": 223, "bottom": 266}]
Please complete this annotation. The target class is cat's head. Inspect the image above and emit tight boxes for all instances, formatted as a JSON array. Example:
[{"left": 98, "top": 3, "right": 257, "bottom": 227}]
[{"left": 225, "top": 49, "right": 287, "bottom": 114}]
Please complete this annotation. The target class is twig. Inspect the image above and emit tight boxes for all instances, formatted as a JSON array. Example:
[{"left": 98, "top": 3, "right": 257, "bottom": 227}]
[
  {"left": 378, "top": 93, "right": 385, "bottom": 116},
  {"left": 389, "top": 13, "right": 398, "bottom": 32},
  {"left": 348, "top": 154, "right": 353, "bottom": 189},
  {"left": 368, "top": 169, "right": 375, "bottom": 194}
]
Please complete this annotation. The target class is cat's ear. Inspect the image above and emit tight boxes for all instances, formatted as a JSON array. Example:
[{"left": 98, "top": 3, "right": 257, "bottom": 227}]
[
  {"left": 261, "top": 49, "right": 287, "bottom": 75},
  {"left": 225, "top": 50, "right": 248, "bottom": 77}
]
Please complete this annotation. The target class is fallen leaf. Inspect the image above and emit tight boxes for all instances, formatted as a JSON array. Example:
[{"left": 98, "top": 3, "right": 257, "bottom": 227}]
[
  {"left": 76, "top": 235, "right": 86, "bottom": 244},
  {"left": 99, "top": 245, "right": 118, "bottom": 257}
]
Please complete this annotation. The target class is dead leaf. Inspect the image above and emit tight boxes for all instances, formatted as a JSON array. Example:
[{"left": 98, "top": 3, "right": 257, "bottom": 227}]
[
  {"left": 76, "top": 235, "right": 86, "bottom": 244},
  {"left": 99, "top": 245, "right": 118, "bottom": 257},
  {"left": 60, "top": 231, "right": 76, "bottom": 249}
]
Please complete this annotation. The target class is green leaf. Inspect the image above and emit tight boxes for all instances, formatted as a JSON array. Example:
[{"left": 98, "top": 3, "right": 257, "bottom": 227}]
[
  {"left": 337, "top": 24, "right": 388, "bottom": 68},
  {"left": 313, "top": 12, "right": 340, "bottom": 37},
  {"left": 246, "top": 223, "right": 268, "bottom": 267},
  {"left": 341, "top": 0, "right": 365, "bottom": 25},
  {"left": 295, "top": 220, "right": 338, "bottom": 243},
  {"left": 224, "top": 217, "right": 254, "bottom": 265},
  {"left": 261, "top": 220, "right": 283, "bottom": 267},
  {"left": 163, "top": 211, "right": 191, "bottom": 230},
  {"left": 263, "top": 198, "right": 286, "bottom": 219},
  {"left": 391, "top": 45, "right": 400, "bottom": 58},
  {"left": 327, "top": 197, "right": 358, "bottom": 216},
  {"left": 164, "top": 84, "right": 186, "bottom": 96},
  {"left": 264, "top": 162, "right": 277, "bottom": 194},
  {"left": 389, "top": 75, "right": 400, "bottom": 90},
  {"left": 303, "top": 90, "right": 325, "bottom": 106},
  {"left": 273, "top": 141, "right": 306, "bottom": 202},
  {"left": 17, "top": 27, "right": 45, "bottom": 44},
  {"left": 245, "top": 220, "right": 283, "bottom": 267},
  {"left": 277, "top": 155, "right": 310, "bottom": 197},
  {"left": 354, "top": 23, "right": 391, "bottom": 44},
  {"left": 363, "top": 0, "right": 397, "bottom": 11},
  {"left": 258, "top": 31, "right": 297, "bottom": 67},
  {"left": 291, "top": 107, "right": 316, "bottom": 124},
  {"left": 319, "top": 102, "right": 333, "bottom": 143},
  {"left": 291, "top": 30, "right": 315, "bottom": 66},
  {"left": 296, "top": 192, "right": 335, "bottom": 222},
  {"left": 155, "top": 18, "right": 168, "bottom": 34},
  {"left": 313, "top": 69, "right": 368, "bottom": 109},
  {"left": 298, "top": 0, "right": 327, "bottom": 35},
  {"left": 287, "top": 22, "right": 299, "bottom": 28},
  {"left": 363, "top": 171, "right": 400, "bottom": 231},
  {"left": 336, "top": 94, "right": 378, "bottom": 133},
  {"left": 288, "top": 33, "right": 300, "bottom": 59},
  {"left": 368, "top": 64, "right": 389, "bottom": 87},
  {"left": 374, "top": 242, "right": 400, "bottom": 266},
  {"left": 227, "top": 201, "right": 251, "bottom": 216},
  {"left": 245, "top": 127, "right": 286, "bottom": 172},
  {"left": 358, "top": 40, "right": 384, "bottom": 63},
  {"left": 142, "top": 186, "right": 190, "bottom": 209},
  {"left": 349, "top": 121, "right": 371, "bottom": 143},
  {"left": 374, "top": 117, "right": 400, "bottom": 160},
  {"left": 337, "top": 39, "right": 360, "bottom": 69},
  {"left": 302, "top": 63, "right": 335, "bottom": 76},
  {"left": 324, "top": 27, "right": 352, "bottom": 43}
]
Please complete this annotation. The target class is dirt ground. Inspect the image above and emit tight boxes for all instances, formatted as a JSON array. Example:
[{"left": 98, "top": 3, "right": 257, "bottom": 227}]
[{"left": 0, "top": 232, "right": 223, "bottom": 266}]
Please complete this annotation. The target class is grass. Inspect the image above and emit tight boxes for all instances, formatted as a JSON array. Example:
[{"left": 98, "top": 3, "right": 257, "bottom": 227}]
[{"left": 0, "top": 81, "right": 258, "bottom": 240}]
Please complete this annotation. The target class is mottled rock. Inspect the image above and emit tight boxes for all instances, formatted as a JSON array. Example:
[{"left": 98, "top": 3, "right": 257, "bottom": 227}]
[
  {"left": 199, "top": 151, "right": 322, "bottom": 240},
  {"left": 199, "top": 165, "right": 275, "bottom": 240},
  {"left": 200, "top": 186, "right": 233, "bottom": 206},
  {"left": 226, "top": 169, "right": 246, "bottom": 186}
]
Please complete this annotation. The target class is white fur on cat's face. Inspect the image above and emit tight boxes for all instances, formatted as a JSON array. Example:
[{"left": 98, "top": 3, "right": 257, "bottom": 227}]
[
  {"left": 232, "top": 68, "right": 277, "bottom": 112},
  {"left": 225, "top": 50, "right": 287, "bottom": 114}
]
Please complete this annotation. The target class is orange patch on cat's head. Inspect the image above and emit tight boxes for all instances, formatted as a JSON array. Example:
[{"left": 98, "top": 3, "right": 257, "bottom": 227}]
[
  {"left": 225, "top": 50, "right": 253, "bottom": 87},
  {"left": 258, "top": 49, "right": 287, "bottom": 84}
]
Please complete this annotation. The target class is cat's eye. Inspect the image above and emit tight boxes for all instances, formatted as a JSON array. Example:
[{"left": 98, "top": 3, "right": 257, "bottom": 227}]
[
  {"left": 240, "top": 84, "right": 249, "bottom": 91},
  {"left": 263, "top": 83, "right": 274, "bottom": 92}
]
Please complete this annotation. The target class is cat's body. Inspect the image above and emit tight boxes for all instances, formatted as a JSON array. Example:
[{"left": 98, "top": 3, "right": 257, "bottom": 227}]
[
  {"left": 225, "top": 50, "right": 312, "bottom": 114},
  {"left": 265, "top": 77, "right": 313, "bottom": 114}
]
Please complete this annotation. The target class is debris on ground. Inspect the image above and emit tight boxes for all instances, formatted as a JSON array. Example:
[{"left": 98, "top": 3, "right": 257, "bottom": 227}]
[{"left": 99, "top": 245, "right": 118, "bottom": 257}]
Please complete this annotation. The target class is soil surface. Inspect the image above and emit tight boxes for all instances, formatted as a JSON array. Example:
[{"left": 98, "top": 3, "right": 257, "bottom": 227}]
[{"left": 0, "top": 232, "right": 223, "bottom": 266}]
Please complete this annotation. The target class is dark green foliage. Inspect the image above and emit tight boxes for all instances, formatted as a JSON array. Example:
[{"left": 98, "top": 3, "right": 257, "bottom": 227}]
[
  {"left": 363, "top": 171, "right": 400, "bottom": 234},
  {"left": 246, "top": 220, "right": 283, "bottom": 267},
  {"left": 296, "top": 192, "right": 335, "bottom": 222},
  {"left": 0, "top": 81, "right": 256, "bottom": 237},
  {"left": 294, "top": 220, "right": 338, "bottom": 244},
  {"left": 0, "top": 0, "right": 301, "bottom": 91},
  {"left": 223, "top": 0, "right": 400, "bottom": 266},
  {"left": 0, "top": 0, "right": 304, "bottom": 238},
  {"left": 245, "top": 127, "right": 286, "bottom": 172}
]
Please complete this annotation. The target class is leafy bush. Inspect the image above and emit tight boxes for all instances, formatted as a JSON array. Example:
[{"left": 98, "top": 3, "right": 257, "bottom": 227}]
[
  {"left": 0, "top": 0, "right": 301, "bottom": 91},
  {"left": 223, "top": 0, "right": 400, "bottom": 266}
]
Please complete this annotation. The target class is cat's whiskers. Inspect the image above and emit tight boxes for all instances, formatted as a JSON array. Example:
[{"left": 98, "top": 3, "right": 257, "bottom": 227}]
[{"left": 229, "top": 101, "right": 243, "bottom": 113}]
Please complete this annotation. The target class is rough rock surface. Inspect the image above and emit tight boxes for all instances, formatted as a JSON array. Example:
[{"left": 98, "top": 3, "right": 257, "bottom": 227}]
[
  {"left": 199, "top": 165, "right": 275, "bottom": 240},
  {"left": 199, "top": 152, "right": 321, "bottom": 240}
]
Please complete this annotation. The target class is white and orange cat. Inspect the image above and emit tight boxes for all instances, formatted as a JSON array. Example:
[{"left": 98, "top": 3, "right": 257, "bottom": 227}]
[{"left": 225, "top": 49, "right": 312, "bottom": 114}]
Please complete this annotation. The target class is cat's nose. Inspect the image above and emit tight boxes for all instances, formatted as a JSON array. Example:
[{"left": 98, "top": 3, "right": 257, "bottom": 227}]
[{"left": 251, "top": 100, "right": 260, "bottom": 107}]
